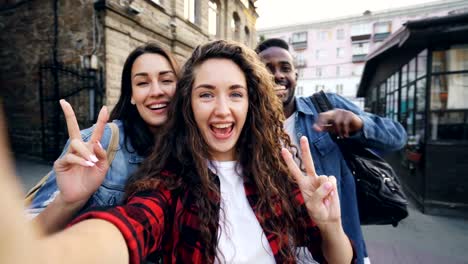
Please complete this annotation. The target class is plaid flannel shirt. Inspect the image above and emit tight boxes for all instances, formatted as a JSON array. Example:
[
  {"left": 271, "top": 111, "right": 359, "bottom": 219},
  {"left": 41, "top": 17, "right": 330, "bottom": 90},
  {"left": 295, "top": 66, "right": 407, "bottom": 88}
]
[{"left": 71, "top": 170, "right": 356, "bottom": 264}]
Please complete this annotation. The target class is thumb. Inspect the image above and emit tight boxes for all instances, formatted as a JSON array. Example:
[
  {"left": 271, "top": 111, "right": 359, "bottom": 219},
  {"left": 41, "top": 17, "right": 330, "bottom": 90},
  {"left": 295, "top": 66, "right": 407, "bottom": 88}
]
[{"left": 315, "top": 180, "right": 334, "bottom": 201}]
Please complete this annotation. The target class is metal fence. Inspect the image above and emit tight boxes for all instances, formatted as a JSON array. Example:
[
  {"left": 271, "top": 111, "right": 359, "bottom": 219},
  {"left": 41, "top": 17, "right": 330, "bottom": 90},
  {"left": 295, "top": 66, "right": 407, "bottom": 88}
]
[{"left": 39, "top": 63, "right": 104, "bottom": 161}]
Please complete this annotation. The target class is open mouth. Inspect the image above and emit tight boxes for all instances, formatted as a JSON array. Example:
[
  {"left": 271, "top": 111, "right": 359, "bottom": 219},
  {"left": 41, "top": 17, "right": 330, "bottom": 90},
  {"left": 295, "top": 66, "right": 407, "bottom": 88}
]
[
  {"left": 210, "top": 123, "right": 234, "bottom": 139},
  {"left": 274, "top": 85, "right": 287, "bottom": 91},
  {"left": 274, "top": 85, "right": 288, "bottom": 98},
  {"left": 148, "top": 103, "right": 168, "bottom": 111}
]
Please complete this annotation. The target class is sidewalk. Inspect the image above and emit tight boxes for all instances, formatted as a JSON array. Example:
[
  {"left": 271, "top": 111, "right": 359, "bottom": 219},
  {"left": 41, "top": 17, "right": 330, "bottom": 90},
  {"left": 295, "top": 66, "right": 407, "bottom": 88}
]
[
  {"left": 15, "top": 158, "right": 468, "bottom": 263},
  {"left": 363, "top": 205, "right": 468, "bottom": 264}
]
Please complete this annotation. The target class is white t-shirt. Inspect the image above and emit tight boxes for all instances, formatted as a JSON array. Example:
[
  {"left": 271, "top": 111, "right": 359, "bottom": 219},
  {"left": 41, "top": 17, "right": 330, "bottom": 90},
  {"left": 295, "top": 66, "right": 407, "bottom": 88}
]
[
  {"left": 284, "top": 112, "right": 303, "bottom": 164},
  {"left": 210, "top": 161, "right": 275, "bottom": 264}
]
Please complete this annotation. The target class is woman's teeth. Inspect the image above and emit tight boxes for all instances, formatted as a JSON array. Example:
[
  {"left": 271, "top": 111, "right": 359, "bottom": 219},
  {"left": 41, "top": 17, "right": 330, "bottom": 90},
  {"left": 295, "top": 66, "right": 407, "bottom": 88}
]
[{"left": 149, "top": 103, "right": 167, "bottom": 110}]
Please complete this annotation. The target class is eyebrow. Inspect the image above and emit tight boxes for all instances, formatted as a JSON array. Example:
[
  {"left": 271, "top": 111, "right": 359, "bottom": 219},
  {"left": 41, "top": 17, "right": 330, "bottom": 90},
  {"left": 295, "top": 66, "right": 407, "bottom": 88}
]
[
  {"left": 194, "top": 84, "right": 246, "bottom": 90},
  {"left": 132, "top": 70, "right": 175, "bottom": 79}
]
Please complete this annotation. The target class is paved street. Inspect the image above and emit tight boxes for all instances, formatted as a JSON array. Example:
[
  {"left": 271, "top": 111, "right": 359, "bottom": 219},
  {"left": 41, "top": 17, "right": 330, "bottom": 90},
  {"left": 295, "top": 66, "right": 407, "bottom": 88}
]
[{"left": 15, "top": 158, "right": 468, "bottom": 263}]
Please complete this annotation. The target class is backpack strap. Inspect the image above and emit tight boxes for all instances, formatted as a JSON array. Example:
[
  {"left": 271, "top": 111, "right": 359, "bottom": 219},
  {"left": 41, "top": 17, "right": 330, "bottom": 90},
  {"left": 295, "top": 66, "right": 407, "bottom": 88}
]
[
  {"left": 106, "top": 122, "right": 120, "bottom": 165},
  {"left": 24, "top": 122, "right": 120, "bottom": 206},
  {"left": 310, "top": 90, "right": 334, "bottom": 113}
]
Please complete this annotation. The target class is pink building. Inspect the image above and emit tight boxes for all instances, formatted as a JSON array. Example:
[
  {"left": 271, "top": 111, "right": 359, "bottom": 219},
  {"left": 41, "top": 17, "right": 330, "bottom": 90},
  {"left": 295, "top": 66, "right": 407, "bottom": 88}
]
[{"left": 258, "top": 0, "right": 468, "bottom": 108}]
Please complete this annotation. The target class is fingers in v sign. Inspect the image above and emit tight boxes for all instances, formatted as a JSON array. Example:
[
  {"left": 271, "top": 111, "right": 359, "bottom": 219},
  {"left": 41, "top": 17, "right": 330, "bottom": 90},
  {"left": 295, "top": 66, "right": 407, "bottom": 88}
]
[
  {"left": 281, "top": 136, "right": 341, "bottom": 225},
  {"left": 54, "top": 99, "right": 110, "bottom": 204}
]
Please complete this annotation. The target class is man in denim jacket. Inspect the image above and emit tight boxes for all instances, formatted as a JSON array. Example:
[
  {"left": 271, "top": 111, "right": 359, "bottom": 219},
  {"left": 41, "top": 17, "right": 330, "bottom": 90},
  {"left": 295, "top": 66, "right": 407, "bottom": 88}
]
[{"left": 256, "top": 38, "right": 407, "bottom": 264}]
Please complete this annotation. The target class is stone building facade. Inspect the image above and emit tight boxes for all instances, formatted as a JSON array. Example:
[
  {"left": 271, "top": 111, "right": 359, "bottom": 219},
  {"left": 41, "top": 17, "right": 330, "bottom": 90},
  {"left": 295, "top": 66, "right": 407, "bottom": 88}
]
[{"left": 0, "top": 0, "right": 258, "bottom": 159}]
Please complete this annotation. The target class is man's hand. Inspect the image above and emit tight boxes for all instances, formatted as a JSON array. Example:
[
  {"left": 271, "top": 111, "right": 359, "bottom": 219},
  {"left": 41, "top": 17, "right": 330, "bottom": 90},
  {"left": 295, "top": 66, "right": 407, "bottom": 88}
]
[{"left": 313, "top": 109, "right": 363, "bottom": 138}]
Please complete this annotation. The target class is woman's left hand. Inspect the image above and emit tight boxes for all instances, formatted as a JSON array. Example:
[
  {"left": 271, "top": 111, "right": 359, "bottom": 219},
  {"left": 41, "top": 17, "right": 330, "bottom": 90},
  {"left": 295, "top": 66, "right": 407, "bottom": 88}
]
[{"left": 281, "top": 136, "right": 341, "bottom": 227}]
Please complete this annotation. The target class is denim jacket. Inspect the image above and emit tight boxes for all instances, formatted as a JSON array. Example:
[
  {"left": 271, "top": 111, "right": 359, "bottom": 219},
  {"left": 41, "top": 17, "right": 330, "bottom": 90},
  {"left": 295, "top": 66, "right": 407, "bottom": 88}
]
[
  {"left": 27, "top": 120, "right": 145, "bottom": 216},
  {"left": 293, "top": 94, "right": 407, "bottom": 264}
]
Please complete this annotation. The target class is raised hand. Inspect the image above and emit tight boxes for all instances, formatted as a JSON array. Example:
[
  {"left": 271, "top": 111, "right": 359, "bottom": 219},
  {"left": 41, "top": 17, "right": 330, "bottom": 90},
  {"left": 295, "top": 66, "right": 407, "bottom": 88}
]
[
  {"left": 313, "top": 109, "right": 363, "bottom": 138},
  {"left": 281, "top": 136, "right": 341, "bottom": 226},
  {"left": 54, "top": 100, "right": 109, "bottom": 204}
]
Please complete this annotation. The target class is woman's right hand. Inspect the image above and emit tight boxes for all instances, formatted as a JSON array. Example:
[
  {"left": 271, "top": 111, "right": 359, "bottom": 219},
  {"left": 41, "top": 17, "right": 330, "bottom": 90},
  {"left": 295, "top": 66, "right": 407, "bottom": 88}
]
[{"left": 53, "top": 100, "right": 110, "bottom": 205}]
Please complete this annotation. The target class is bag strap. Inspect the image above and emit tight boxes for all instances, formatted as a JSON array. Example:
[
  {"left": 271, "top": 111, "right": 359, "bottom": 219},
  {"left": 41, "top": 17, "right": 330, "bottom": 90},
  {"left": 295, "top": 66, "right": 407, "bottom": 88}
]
[
  {"left": 106, "top": 122, "right": 119, "bottom": 165},
  {"left": 24, "top": 122, "right": 120, "bottom": 206},
  {"left": 24, "top": 172, "right": 52, "bottom": 205},
  {"left": 310, "top": 90, "right": 334, "bottom": 113}
]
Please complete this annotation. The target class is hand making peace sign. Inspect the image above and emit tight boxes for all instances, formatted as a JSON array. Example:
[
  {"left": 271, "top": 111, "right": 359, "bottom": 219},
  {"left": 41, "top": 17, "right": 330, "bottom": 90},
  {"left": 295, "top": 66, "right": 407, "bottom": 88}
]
[
  {"left": 53, "top": 100, "right": 110, "bottom": 204},
  {"left": 281, "top": 136, "right": 341, "bottom": 227}
]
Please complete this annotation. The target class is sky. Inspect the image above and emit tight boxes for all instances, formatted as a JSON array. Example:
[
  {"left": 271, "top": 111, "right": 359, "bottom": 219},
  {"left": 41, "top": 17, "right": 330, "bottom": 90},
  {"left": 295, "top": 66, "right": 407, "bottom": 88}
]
[{"left": 256, "top": 0, "right": 440, "bottom": 29}]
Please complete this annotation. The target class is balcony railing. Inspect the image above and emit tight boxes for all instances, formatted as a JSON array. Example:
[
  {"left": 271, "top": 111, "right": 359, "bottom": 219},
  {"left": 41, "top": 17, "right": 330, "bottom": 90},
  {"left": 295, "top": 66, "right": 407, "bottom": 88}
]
[
  {"left": 352, "top": 54, "right": 367, "bottom": 62},
  {"left": 373, "top": 32, "right": 391, "bottom": 41},
  {"left": 291, "top": 41, "right": 307, "bottom": 50}
]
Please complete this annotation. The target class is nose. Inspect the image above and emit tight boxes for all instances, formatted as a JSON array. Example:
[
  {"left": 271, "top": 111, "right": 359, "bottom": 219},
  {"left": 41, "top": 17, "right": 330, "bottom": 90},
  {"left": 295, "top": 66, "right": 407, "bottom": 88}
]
[
  {"left": 214, "top": 96, "right": 230, "bottom": 117},
  {"left": 149, "top": 80, "right": 165, "bottom": 97},
  {"left": 273, "top": 69, "right": 285, "bottom": 82}
]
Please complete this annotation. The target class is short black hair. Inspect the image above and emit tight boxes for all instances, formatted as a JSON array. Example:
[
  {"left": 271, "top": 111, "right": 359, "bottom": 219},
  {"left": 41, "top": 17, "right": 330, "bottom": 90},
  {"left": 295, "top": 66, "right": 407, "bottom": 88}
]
[{"left": 255, "top": 38, "right": 289, "bottom": 54}]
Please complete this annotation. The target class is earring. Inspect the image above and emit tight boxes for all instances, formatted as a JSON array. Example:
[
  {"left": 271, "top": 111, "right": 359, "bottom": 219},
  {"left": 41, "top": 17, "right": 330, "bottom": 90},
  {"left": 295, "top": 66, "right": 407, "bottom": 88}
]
[{"left": 130, "top": 98, "right": 135, "bottom": 105}]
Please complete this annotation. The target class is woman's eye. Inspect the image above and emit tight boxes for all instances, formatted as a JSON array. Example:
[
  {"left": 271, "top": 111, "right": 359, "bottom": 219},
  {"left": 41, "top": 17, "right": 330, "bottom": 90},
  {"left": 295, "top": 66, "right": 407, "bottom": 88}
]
[
  {"left": 231, "top": 92, "right": 243, "bottom": 98},
  {"left": 200, "top": 93, "right": 213, "bottom": 98},
  {"left": 136, "top": 82, "right": 148, "bottom": 86},
  {"left": 162, "top": 79, "right": 174, "bottom": 84}
]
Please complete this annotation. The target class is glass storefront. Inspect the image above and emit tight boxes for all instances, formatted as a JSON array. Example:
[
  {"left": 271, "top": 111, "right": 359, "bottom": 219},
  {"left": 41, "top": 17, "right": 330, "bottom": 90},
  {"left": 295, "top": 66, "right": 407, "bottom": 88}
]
[{"left": 366, "top": 45, "right": 468, "bottom": 143}]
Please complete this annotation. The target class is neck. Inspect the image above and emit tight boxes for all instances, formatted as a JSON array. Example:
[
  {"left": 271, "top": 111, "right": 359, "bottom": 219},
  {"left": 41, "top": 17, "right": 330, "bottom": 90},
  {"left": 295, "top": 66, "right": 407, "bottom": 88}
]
[
  {"left": 149, "top": 126, "right": 161, "bottom": 135},
  {"left": 283, "top": 98, "right": 296, "bottom": 118}
]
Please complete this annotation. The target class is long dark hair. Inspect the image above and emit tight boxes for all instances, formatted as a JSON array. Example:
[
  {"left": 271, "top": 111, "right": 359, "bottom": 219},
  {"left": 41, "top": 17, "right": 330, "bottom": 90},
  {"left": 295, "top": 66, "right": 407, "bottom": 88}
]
[
  {"left": 109, "top": 43, "right": 180, "bottom": 156},
  {"left": 126, "top": 40, "right": 305, "bottom": 262}
]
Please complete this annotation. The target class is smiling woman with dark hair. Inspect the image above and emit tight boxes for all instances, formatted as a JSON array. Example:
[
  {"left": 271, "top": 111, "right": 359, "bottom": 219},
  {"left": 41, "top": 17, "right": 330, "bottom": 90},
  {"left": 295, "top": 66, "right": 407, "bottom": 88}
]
[
  {"left": 2, "top": 40, "right": 355, "bottom": 264},
  {"left": 27, "top": 42, "right": 180, "bottom": 234}
]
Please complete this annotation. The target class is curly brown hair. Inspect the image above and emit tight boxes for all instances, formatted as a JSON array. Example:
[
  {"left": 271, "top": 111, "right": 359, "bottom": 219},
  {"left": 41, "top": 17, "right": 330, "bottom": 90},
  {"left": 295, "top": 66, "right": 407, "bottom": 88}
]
[{"left": 125, "top": 40, "right": 306, "bottom": 262}]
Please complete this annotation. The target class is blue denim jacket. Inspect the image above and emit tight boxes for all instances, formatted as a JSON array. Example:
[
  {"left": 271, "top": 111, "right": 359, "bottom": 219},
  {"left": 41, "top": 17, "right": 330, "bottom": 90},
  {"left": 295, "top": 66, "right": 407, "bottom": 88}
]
[
  {"left": 293, "top": 94, "right": 407, "bottom": 264},
  {"left": 27, "top": 120, "right": 145, "bottom": 216}
]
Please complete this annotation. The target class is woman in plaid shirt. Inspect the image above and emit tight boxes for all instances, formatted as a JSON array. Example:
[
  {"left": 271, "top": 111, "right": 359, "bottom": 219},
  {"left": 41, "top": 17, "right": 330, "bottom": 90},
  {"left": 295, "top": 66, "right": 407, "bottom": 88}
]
[{"left": 0, "top": 40, "right": 355, "bottom": 264}]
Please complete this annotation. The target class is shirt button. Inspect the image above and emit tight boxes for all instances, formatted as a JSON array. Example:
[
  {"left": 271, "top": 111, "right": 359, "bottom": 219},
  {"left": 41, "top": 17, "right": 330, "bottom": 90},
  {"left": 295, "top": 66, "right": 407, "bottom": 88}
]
[{"left": 297, "top": 133, "right": 302, "bottom": 137}]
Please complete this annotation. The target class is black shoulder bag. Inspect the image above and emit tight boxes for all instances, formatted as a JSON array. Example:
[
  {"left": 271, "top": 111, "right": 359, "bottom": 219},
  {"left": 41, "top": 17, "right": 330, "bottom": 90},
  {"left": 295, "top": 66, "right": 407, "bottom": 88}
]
[{"left": 311, "top": 91, "right": 409, "bottom": 226}]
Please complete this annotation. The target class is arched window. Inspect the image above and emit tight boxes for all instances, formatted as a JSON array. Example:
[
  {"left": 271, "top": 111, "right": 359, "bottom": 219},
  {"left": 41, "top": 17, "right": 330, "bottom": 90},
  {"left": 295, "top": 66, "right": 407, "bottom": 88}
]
[
  {"left": 184, "top": 0, "right": 200, "bottom": 24},
  {"left": 231, "top": 12, "right": 241, "bottom": 41},
  {"left": 208, "top": 0, "right": 220, "bottom": 36},
  {"left": 244, "top": 26, "right": 250, "bottom": 46}
]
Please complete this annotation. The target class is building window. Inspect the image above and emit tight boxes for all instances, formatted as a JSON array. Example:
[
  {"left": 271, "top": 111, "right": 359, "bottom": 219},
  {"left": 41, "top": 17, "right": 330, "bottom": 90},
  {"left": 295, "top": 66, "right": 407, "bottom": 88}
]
[
  {"left": 336, "top": 66, "right": 341, "bottom": 76},
  {"left": 231, "top": 12, "right": 241, "bottom": 41},
  {"left": 315, "top": 84, "right": 325, "bottom": 92},
  {"left": 184, "top": 0, "right": 199, "bottom": 24},
  {"left": 297, "top": 69, "right": 304, "bottom": 78},
  {"left": 351, "top": 23, "right": 372, "bottom": 36},
  {"left": 374, "top": 21, "right": 391, "bottom": 34},
  {"left": 417, "top": 49, "right": 428, "bottom": 78},
  {"left": 317, "top": 31, "right": 328, "bottom": 41},
  {"left": 294, "top": 52, "right": 306, "bottom": 68},
  {"left": 336, "top": 84, "right": 343, "bottom": 95},
  {"left": 296, "top": 86, "right": 304, "bottom": 96},
  {"left": 292, "top": 31, "right": 307, "bottom": 44},
  {"left": 244, "top": 26, "right": 250, "bottom": 46},
  {"left": 336, "top": 47, "right": 345, "bottom": 58},
  {"left": 352, "top": 42, "right": 370, "bottom": 55},
  {"left": 208, "top": 0, "right": 219, "bottom": 36},
  {"left": 315, "top": 49, "right": 327, "bottom": 59},
  {"left": 336, "top": 28, "right": 345, "bottom": 40},
  {"left": 316, "top": 67, "right": 323, "bottom": 77}
]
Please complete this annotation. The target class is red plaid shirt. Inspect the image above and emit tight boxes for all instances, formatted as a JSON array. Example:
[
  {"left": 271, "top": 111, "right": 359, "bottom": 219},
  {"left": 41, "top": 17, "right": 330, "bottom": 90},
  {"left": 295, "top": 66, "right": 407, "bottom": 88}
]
[{"left": 71, "top": 170, "right": 356, "bottom": 264}]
